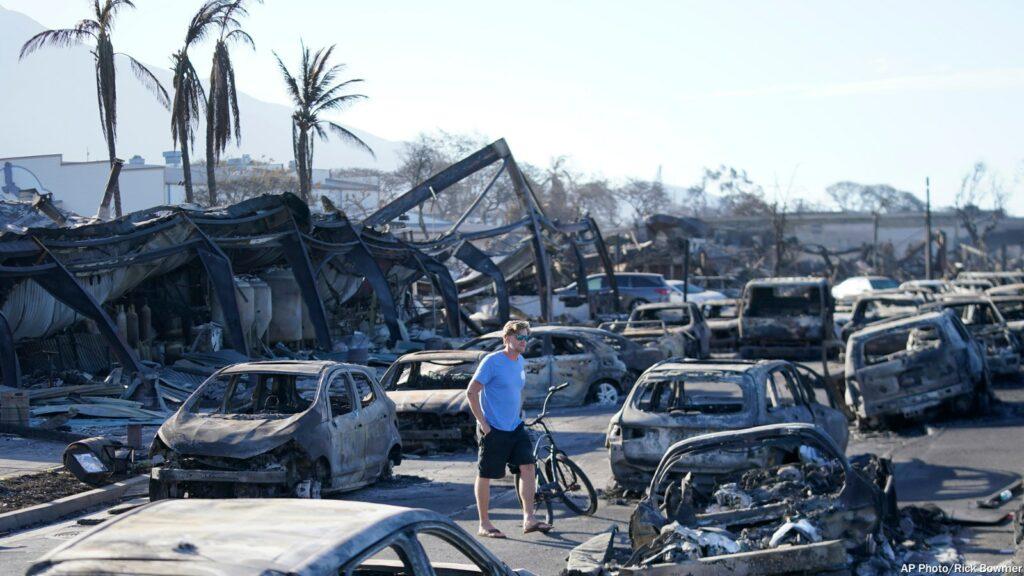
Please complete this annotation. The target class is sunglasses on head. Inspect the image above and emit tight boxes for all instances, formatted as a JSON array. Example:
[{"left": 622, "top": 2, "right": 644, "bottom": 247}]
[{"left": 515, "top": 334, "right": 530, "bottom": 342}]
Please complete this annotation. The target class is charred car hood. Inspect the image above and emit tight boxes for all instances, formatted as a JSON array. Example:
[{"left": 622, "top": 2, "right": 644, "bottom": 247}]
[
  {"left": 388, "top": 389, "right": 470, "bottom": 414},
  {"left": 157, "top": 409, "right": 315, "bottom": 460}
]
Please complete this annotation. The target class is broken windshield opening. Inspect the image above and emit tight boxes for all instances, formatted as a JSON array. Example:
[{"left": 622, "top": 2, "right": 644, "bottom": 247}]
[
  {"left": 861, "top": 325, "right": 942, "bottom": 366},
  {"left": 394, "top": 359, "right": 477, "bottom": 391},
  {"left": 859, "top": 300, "right": 919, "bottom": 322},
  {"left": 703, "top": 303, "right": 738, "bottom": 319},
  {"left": 633, "top": 373, "right": 747, "bottom": 415},
  {"left": 995, "top": 301, "right": 1024, "bottom": 322},
  {"left": 944, "top": 303, "right": 1000, "bottom": 326},
  {"left": 746, "top": 286, "right": 821, "bottom": 317},
  {"left": 633, "top": 308, "right": 691, "bottom": 326},
  {"left": 190, "top": 372, "right": 318, "bottom": 417}
]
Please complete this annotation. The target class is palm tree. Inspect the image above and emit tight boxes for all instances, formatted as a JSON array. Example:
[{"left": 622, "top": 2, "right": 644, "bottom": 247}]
[
  {"left": 274, "top": 44, "right": 374, "bottom": 202},
  {"left": 204, "top": 0, "right": 256, "bottom": 206},
  {"left": 171, "top": 0, "right": 234, "bottom": 203},
  {"left": 20, "top": 0, "right": 169, "bottom": 217}
]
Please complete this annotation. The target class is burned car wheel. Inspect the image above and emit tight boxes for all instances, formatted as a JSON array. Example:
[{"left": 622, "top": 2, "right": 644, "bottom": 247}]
[{"left": 588, "top": 381, "right": 620, "bottom": 406}]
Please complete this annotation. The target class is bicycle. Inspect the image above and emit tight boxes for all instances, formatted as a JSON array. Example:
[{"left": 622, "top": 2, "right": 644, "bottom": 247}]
[{"left": 514, "top": 382, "right": 598, "bottom": 526}]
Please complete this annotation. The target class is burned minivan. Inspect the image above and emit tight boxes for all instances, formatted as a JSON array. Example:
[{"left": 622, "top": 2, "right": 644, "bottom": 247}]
[
  {"left": 844, "top": 310, "right": 989, "bottom": 426},
  {"left": 607, "top": 359, "right": 848, "bottom": 491},
  {"left": 739, "top": 277, "right": 835, "bottom": 359},
  {"left": 381, "top": 350, "right": 485, "bottom": 450},
  {"left": 572, "top": 424, "right": 896, "bottom": 575},
  {"left": 150, "top": 361, "right": 402, "bottom": 499},
  {"left": 601, "top": 301, "right": 711, "bottom": 360}
]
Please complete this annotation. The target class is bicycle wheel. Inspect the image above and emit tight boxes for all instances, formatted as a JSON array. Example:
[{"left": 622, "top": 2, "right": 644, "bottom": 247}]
[{"left": 546, "top": 452, "right": 597, "bottom": 515}]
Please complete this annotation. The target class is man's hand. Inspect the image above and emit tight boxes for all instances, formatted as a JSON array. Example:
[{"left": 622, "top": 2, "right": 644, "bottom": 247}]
[{"left": 467, "top": 379, "right": 489, "bottom": 437}]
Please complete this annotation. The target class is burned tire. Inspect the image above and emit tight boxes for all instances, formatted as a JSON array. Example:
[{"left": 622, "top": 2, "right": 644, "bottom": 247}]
[
  {"left": 379, "top": 449, "right": 398, "bottom": 482},
  {"left": 547, "top": 452, "right": 597, "bottom": 516},
  {"left": 588, "top": 381, "right": 620, "bottom": 406}
]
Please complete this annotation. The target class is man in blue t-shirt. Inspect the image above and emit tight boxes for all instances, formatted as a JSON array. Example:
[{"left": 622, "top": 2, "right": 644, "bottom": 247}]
[{"left": 467, "top": 320, "right": 551, "bottom": 538}]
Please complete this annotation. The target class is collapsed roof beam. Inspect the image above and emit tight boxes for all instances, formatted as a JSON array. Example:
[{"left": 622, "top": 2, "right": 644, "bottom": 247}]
[
  {"left": 455, "top": 241, "right": 509, "bottom": 323},
  {"left": 364, "top": 140, "right": 511, "bottom": 228}
]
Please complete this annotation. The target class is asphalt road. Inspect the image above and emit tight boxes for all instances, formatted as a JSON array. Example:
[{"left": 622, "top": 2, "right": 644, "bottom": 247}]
[{"left": 2, "top": 372, "right": 1024, "bottom": 574}]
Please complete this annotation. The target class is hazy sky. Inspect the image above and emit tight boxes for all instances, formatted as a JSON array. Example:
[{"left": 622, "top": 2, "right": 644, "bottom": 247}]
[{"left": 6, "top": 0, "right": 1024, "bottom": 213}]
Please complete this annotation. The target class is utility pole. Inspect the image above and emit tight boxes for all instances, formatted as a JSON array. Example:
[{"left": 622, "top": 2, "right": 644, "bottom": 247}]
[
  {"left": 872, "top": 211, "right": 880, "bottom": 273},
  {"left": 925, "top": 177, "right": 933, "bottom": 280},
  {"left": 682, "top": 238, "right": 690, "bottom": 303}
]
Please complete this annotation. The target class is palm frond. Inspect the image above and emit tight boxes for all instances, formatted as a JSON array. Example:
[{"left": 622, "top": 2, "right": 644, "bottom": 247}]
[
  {"left": 311, "top": 78, "right": 364, "bottom": 109},
  {"left": 313, "top": 93, "right": 367, "bottom": 115},
  {"left": 19, "top": 28, "right": 95, "bottom": 58},
  {"left": 222, "top": 28, "right": 254, "bottom": 48},
  {"left": 273, "top": 51, "right": 303, "bottom": 105},
  {"left": 325, "top": 121, "right": 375, "bottom": 159},
  {"left": 122, "top": 53, "right": 170, "bottom": 109},
  {"left": 101, "top": 0, "right": 137, "bottom": 25}
]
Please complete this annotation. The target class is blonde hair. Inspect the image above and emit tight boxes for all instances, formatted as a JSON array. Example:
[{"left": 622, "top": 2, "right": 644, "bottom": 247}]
[{"left": 502, "top": 320, "right": 531, "bottom": 339}]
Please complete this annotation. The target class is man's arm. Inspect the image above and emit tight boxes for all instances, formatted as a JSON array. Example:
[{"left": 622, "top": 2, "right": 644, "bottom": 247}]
[{"left": 467, "top": 379, "right": 490, "bottom": 436}]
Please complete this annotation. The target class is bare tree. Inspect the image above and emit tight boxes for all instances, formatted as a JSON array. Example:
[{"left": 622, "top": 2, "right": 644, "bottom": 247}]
[
  {"left": 954, "top": 162, "right": 1007, "bottom": 251},
  {"left": 620, "top": 179, "right": 670, "bottom": 229}
]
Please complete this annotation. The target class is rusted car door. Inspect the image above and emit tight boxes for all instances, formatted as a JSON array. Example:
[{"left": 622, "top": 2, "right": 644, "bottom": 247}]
[
  {"left": 326, "top": 371, "right": 365, "bottom": 487},
  {"left": 548, "top": 335, "right": 598, "bottom": 405},
  {"left": 762, "top": 366, "right": 814, "bottom": 426},
  {"left": 350, "top": 370, "right": 391, "bottom": 482},
  {"left": 522, "top": 336, "right": 552, "bottom": 406}
]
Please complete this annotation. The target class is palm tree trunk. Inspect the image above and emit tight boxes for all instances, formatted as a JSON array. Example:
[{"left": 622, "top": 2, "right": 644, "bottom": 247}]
[
  {"left": 205, "top": 113, "right": 217, "bottom": 205},
  {"left": 295, "top": 127, "right": 310, "bottom": 201},
  {"left": 105, "top": 133, "right": 121, "bottom": 217},
  {"left": 177, "top": 116, "right": 194, "bottom": 203}
]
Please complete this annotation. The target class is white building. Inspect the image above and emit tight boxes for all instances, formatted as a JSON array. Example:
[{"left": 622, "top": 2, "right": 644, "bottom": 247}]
[{"left": 0, "top": 153, "right": 172, "bottom": 216}]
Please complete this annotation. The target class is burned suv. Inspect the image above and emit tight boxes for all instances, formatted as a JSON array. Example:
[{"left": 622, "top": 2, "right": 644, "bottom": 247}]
[
  {"left": 601, "top": 301, "right": 711, "bottom": 360},
  {"left": 150, "top": 361, "right": 401, "bottom": 499},
  {"left": 844, "top": 310, "right": 990, "bottom": 426},
  {"left": 381, "top": 350, "right": 485, "bottom": 450},
  {"left": 607, "top": 359, "right": 848, "bottom": 491},
  {"left": 923, "top": 295, "right": 1021, "bottom": 377},
  {"left": 739, "top": 277, "right": 835, "bottom": 359}
]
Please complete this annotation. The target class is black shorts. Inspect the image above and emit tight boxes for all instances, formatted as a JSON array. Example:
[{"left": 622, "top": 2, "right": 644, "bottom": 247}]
[{"left": 477, "top": 423, "right": 534, "bottom": 479}]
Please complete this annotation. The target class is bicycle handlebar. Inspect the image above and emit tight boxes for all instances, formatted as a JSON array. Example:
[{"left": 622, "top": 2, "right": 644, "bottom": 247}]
[{"left": 525, "top": 381, "right": 569, "bottom": 426}]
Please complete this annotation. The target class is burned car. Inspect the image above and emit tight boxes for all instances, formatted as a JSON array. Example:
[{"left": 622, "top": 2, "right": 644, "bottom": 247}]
[
  {"left": 701, "top": 298, "right": 740, "bottom": 353},
  {"left": 839, "top": 292, "right": 925, "bottom": 343},
  {"left": 601, "top": 301, "right": 711, "bottom": 360},
  {"left": 990, "top": 294, "right": 1024, "bottom": 343},
  {"left": 572, "top": 424, "right": 895, "bottom": 575},
  {"left": 460, "top": 326, "right": 629, "bottom": 406},
  {"left": 381, "top": 350, "right": 485, "bottom": 450},
  {"left": 844, "top": 310, "right": 990, "bottom": 426},
  {"left": 149, "top": 360, "right": 402, "bottom": 499},
  {"left": 739, "top": 277, "right": 836, "bottom": 360},
  {"left": 923, "top": 295, "right": 1021, "bottom": 377},
  {"left": 607, "top": 359, "right": 848, "bottom": 492},
  {"left": 27, "top": 499, "right": 534, "bottom": 576},
  {"left": 553, "top": 326, "right": 665, "bottom": 383}
]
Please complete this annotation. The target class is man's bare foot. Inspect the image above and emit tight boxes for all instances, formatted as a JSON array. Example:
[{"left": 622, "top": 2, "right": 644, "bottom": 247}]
[
  {"left": 477, "top": 525, "right": 507, "bottom": 539},
  {"left": 522, "top": 518, "right": 552, "bottom": 534}
]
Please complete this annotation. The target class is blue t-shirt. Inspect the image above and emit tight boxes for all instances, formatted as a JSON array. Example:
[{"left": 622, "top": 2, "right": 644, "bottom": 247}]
[{"left": 471, "top": 350, "right": 526, "bottom": 431}]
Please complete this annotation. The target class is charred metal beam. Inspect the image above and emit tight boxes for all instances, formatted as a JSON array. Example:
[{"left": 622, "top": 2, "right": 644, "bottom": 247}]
[
  {"left": 506, "top": 157, "right": 552, "bottom": 321},
  {"left": 28, "top": 243, "right": 144, "bottom": 375},
  {"left": 280, "top": 217, "right": 332, "bottom": 351},
  {"left": 0, "top": 311, "right": 20, "bottom": 389},
  {"left": 455, "top": 241, "right": 509, "bottom": 323},
  {"left": 183, "top": 219, "right": 248, "bottom": 354},
  {"left": 403, "top": 246, "right": 461, "bottom": 337},
  {"left": 568, "top": 236, "right": 589, "bottom": 301},
  {"left": 363, "top": 140, "right": 510, "bottom": 228},
  {"left": 442, "top": 160, "right": 508, "bottom": 238},
  {"left": 587, "top": 218, "right": 621, "bottom": 313}
]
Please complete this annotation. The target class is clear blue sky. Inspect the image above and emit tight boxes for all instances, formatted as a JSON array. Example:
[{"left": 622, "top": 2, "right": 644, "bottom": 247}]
[{"left": 7, "top": 0, "right": 1024, "bottom": 213}]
